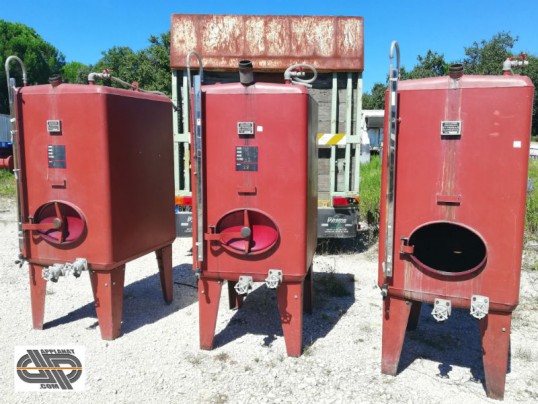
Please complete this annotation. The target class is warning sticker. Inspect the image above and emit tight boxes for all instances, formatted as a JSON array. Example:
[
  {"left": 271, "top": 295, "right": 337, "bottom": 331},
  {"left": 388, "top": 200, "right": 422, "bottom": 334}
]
[{"left": 236, "top": 146, "right": 258, "bottom": 171}]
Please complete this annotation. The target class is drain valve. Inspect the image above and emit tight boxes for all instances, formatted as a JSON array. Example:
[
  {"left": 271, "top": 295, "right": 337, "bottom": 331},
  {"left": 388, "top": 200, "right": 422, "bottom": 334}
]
[
  {"left": 234, "top": 276, "right": 253, "bottom": 295},
  {"left": 264, "top": 269, "right": 283, "bottom": 289},
  {"left": 431, "top": 298, "right": 452, "bottom": 322},
  {"left": 470, "top": 295, "right": 489, "bottom": 320},
  {"left": 42, "top": 258, "right": 88, "bottom": 282}
]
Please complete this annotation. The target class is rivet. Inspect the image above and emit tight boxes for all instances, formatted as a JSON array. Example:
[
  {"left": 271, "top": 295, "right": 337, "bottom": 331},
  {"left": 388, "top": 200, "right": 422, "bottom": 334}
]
[
  {"left": 112, "top": 282, "right": 116, "bottom": 286},
  {"left": 294, "top": 295, "right": 298, "bottom": 300},
  {"left": 201, "top": 290, "right": 205, "bottom": 294},
  {"left": 502, "top": 327, "right": 506, "bottom": 332},
  {"left": 104, "top": 283, "right": 108, "bottom": 287}
]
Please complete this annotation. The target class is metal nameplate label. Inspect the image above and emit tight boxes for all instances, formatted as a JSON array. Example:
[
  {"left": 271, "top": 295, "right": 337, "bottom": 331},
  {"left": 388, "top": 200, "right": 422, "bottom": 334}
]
[
  {"left": 237, "top": 122, "right": 255, "bottom": 136},
  {"left": 440, "top": 120, "right": 462, "bottom": 136},
  {"left": 47, "top": 120, "right": 61, "bottom": 133}
]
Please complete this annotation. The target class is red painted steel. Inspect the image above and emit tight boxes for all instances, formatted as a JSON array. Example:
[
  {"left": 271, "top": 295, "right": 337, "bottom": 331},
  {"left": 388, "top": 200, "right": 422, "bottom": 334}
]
[
  {"left": 171, "top": 14, "right": 364, "bottom": 72},
  {"left": 192, "top": 80, "right": 317, "bottom": 356},
  {"left": 15, "top": 83, "right": 176, "bottom": 339},
  {"left": 379, "top": 73, "right": 534, "bottom": 399}
]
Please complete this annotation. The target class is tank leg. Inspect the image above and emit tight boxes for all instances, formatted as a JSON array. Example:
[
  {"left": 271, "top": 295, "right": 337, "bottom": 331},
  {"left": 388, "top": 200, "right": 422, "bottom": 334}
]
[
  {"left": 29, "top": 264, "right": 47, "bottom": 330},
  {"left": 198, "top": 278, "right": 222, "bottom": 350},
  {"left": 303, "top": 265, "right": 314, "bottom": 315},
  {"left": 277, "top": 281, "right": 304, "bottom": 357},
  {"left": 480, "top": 312, "right": 512, "bottom": 400},
  {"left": 227, "top": 281, "right": 244, "bottom": 310},
  {"left": 381, "top": 297, "right": 412, "bottom": 375},
  {"left": 407, "top": 301, "right": 422, "bottom": 331},
  {"left": 156, "top": 244, "right": 173, "bottom": 304},
  {"left": 90, "top": 267, "right": 125, "bottom": 340}
]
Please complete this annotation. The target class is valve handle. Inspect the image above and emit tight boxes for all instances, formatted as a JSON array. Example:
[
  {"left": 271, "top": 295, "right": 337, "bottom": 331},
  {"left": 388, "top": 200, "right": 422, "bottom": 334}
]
[{"left": 204, "top": 209, "right": 253, "bottom": 254}]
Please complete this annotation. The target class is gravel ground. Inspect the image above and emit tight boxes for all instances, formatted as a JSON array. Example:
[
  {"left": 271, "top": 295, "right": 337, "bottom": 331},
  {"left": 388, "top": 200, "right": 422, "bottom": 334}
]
[{"left": 1, "top": 196, "right": 537, "bottom": 403}]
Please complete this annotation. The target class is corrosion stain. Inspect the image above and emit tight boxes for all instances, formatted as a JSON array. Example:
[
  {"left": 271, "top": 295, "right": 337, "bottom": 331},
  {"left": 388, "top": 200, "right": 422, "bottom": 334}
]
[{"left": 170, "top": 14, "right": 364, "bottom": 72}]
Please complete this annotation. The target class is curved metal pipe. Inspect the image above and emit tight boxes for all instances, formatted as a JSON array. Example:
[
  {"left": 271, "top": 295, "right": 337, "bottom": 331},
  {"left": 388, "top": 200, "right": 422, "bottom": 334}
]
[
  {"left": 5, "top": 55, "right": 28, "bottom": 90},
  {"left": 186, "top": 50, "right": 204, "bottom": 90},
  {"left": 4, "top": 55, "right": 28, "bottom": 256},
  {"left": 283, "top": 63, "right": 318, "bottom": 87}
]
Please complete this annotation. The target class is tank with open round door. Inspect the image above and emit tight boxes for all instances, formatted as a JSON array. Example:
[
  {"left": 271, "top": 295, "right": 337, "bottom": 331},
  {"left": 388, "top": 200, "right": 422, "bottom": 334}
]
[
  {"left": 33, "top": 201, "right": 86, "bottom": 245},
  {"left": 406, "top": 221, "right": 487, "bottom": 277},
  {"left": 212, "top": 209, "right": 279, "bottom": 255}
]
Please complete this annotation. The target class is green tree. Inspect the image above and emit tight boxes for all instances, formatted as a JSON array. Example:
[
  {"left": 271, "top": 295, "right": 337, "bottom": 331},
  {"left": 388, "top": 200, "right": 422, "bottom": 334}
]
[
  {"left": 401, "top": 50, "right": 448, "bottom": 79},
  {"left": 462, "top": 31, "right": 516, "bottom": 75},
  {"left": 363, "top": 83, "right": 386, "bottom": 110},
  {"left": 1, "top": 20, "right": 65, "bottom": 114},
  {"left": 62, "top": 61, "right": 91, "bottom": 84},
  {"left": 93, "top": 32, "right": 171, "bottom": 95}
]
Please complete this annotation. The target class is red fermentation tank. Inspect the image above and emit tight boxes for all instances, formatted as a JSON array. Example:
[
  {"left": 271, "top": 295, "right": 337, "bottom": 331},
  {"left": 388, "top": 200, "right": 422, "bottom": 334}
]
[
  {"left": 189, "top": 60, "right": 317, "bottom": 357},
  {"left": 8, "top": 67, "right": 175, "bottom": 340},
  {"left": 379, "top": 44, "right": 534, "bottom": 399}
]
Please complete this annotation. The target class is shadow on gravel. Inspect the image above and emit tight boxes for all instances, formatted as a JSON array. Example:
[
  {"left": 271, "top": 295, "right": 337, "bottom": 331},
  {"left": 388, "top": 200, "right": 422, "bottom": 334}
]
[
  {"left": 44, "top": 263, "right": 198, "bottom": 336},
  {"left": 213, "top": 272, "right": 355, "bottom": 352},
  {"left": 398, "top": 305, "right": 511, "bottom": 391}
]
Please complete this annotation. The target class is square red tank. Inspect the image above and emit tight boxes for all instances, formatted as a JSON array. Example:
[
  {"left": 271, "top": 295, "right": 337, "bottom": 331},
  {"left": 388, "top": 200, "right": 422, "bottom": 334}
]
[
  {"left": 191, "top": 80, "right": 318, "bottom": 357},
  {"left": 15, "top": 82, "right": 176, "bottom": 339},
  {"left": 378, "top": 71, "right": 534, "bottom": 399}
]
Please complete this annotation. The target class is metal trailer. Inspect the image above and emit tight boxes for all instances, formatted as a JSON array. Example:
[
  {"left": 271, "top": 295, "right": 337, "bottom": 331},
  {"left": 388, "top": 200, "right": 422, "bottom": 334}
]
[{"left": 170, "top": 14, "right": 366, "bottom": 239}]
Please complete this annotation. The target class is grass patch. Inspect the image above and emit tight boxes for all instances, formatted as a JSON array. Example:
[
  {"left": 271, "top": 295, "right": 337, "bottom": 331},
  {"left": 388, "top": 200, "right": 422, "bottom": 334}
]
[
  {"left": 0, "top": 169, "right": 16, "bottom": 198},
  {"left": 316, "top": 271, "right": 351, "bottom": 297},
  {"left": 526, "top": 159, "right": 538, "bottom": 239},
  {"left": 359, "top": 156, "right": 381, "bottom": 236}
]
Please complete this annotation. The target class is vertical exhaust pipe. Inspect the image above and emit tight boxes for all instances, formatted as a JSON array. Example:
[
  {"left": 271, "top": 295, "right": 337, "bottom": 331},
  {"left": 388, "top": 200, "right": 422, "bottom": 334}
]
[{"left": 239, "top": 60, "right": 254, "bottom": 86}]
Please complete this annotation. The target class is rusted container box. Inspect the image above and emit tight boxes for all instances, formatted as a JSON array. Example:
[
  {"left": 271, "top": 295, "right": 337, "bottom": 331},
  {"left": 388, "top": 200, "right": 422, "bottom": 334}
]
[
  {"left": 378, "top": 70, "right": 534, "bottom": 399},
  {"left": 15, "top": 82, "right": 175, "bottom": 339},
  {"left": 191, "top": 71, "right": 317, "bottom": 357}
]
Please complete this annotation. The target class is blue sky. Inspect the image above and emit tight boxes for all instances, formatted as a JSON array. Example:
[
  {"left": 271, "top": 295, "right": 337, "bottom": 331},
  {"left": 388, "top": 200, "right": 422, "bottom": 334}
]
[{"left": 3, "top": 0, "right": 537, "bottom": 91}]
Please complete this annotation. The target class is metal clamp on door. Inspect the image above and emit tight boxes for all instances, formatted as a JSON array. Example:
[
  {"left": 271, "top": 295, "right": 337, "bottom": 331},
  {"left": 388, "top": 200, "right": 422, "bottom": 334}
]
[
  {"left": 205, "top": 209, "right": 252, "bottom": 254},
  {"left": 208, "top": 209, "right": 279, "bottom": 256}
]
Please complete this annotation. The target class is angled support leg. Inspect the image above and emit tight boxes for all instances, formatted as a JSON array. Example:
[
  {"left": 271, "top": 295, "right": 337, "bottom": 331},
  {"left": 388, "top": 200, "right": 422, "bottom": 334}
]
[
  {"left": 29, "top": 264, "right": 47, "bottom": 330},
  {"left": 156, "top": 244, "right": 173, "bottom": 304},
  {"left": 480, "top": 311, "right": 512, "bottom": 400},
  {"left": 381, "top": 297, "right": 412, "bottom": 375},
  {"left": 90, "top": 267, "right": 125, "bottom": 340},
  {"left": 198, "top": 278, "right": 222, "bottom": 350},
  {"left": 406, "top": 301, "right": 422, "bottom": 331},
  {"left": 227, "top": 280, "right": 244, "bottom": 310},
  {"left": 277, "top": 281, "right": 304, "bottom": 357},
  {"left": 303, "top": 265, "right": 314, "bottom": 315}
]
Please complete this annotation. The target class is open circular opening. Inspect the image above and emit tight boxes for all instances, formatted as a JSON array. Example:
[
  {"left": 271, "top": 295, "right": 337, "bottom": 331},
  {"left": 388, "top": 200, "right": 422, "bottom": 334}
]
[
  {"left": 216, "top": 209, "right": 279, "bottom": 255},
  {"left": 34, "top": 201, "right": 86, "bottom": 245},
  {"left": 408, "top": 221, "right": 487, "bottom": 276}
]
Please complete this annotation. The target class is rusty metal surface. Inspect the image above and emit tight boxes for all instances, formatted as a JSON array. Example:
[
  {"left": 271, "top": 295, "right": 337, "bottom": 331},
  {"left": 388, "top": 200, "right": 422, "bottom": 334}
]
[{"left": 171, "top": 14, "right": 364, "bottom": 72}]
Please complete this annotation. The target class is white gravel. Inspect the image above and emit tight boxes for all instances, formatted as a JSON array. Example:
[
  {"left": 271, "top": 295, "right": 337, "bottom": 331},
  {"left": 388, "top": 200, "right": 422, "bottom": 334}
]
[{"left": 1, "top": 197, "right": 537, "bottom": 403}]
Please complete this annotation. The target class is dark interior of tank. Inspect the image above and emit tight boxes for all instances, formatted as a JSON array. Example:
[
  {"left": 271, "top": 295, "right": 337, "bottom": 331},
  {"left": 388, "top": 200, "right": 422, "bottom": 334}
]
[{"left": 408, "top": 222, "right": 487, "bottom": 273}]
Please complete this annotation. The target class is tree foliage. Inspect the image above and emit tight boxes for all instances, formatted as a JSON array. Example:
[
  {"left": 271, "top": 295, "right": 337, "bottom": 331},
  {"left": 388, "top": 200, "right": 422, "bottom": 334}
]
[
  {"left": 462, "top": 31, "right": 516, "bottom": 75},
  {"left": 94, "top": 32, "right": 171, "bottom": 95},
  {"left": 362, "top": 83, "right": 386, "bottom": 110},
  {"left": 62, "top": 61, "right": 91, "bottom": 84},
  {"left": 363, "top": 32, "right": 538, "bottom": 134},
  {"left": 1, "top": 20, "right": 66, "bottom": 114}
]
